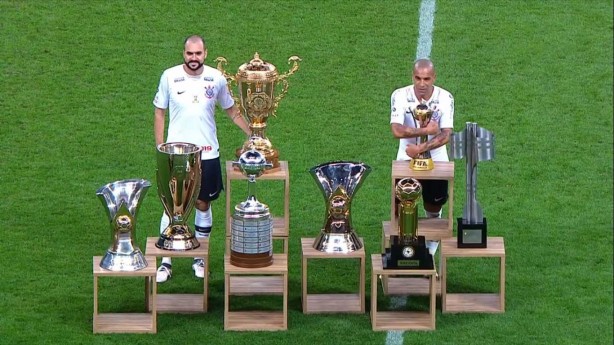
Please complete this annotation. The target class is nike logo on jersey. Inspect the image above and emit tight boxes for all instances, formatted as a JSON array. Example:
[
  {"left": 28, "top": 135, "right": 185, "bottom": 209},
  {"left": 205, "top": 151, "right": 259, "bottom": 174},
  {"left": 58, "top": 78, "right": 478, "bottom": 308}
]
[
  {"left": 177, "top": 91, "right": 185, "bottom": 94},
  {"left": 208, "top": 191, "right": 218, "bottom": 198},
  {"left": 433, "top": 196, "right": 445, "bottom": 203}
]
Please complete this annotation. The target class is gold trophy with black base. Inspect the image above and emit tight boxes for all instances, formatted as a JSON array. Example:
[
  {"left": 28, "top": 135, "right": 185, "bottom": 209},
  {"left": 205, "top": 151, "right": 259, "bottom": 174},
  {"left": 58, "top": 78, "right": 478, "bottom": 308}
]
[
  {"left": 383, "top": 178, "right": 433, "bottom": 269},
  {"left": 409, "top": 102, "right": 434, "bottom": 171}
]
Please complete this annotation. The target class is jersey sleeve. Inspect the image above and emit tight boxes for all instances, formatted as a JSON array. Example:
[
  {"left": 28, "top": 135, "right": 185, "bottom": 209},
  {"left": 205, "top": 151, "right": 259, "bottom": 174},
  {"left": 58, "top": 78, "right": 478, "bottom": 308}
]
[
  {"left": 217, "top": 77, "right": 235, "bottom": 110},
  {"left": 438, "top": 91, "right": 454, "bottom": 129},
  {"left": 390, "top": 89, "right": 405, "bottom": 125},
  {"left": 153, "top": 71, "right": 169, "bottom": 109}
]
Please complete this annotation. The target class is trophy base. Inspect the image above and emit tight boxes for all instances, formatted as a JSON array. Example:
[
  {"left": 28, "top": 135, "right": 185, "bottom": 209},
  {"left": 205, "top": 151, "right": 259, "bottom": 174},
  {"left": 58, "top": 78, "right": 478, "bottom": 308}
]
[
  {"left": 156, "top": 226, "right": 201, "bottom": 250},
  {"left": 409, "top": 158, "right": 434, "bottom": 171},
  {"left": 382, "top": 235, "right": 434, "bottom": 269},
  {"left": 230, "top": 251, "right": 273, "bottom": 268},
  {"left": 457, "top": 217, "right": 487, "bottom": 248},
  {"left": 100, "top": 250, "right": 148, "bottom": 271},
  {"left": 313, "top": 231, "right": 363, "bottom": 253}
]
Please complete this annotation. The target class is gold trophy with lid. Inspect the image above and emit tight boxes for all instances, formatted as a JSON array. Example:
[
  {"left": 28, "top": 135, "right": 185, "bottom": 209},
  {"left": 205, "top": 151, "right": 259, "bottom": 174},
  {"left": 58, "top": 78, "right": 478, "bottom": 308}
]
[{"left": 215, "top": 53, "right": 301, "bottom": 170}]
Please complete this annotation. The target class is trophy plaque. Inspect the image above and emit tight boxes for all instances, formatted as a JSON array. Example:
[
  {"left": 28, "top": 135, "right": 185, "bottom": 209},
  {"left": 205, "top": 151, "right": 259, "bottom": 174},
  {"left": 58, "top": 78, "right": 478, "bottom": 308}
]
[
  {"left": 383, "top": 178, "right": 434, "bottom": 269},
  {"left": 96, "top": 179, "right": 151, "bottom": 271},
  {"left": 230, "top": 150, "right": 274, "bottom": 268},
  {"left": 215, "top": 53, "right": 301, "bottom": 170},
  {"left": 310, "top": 161, "right": 371, "bottom": 253},
  {"left": 449, "top": 122, "right": 495, "bottom": 248},
  {"left": 410, "top": 102, "right": 435, "bottom": 171},
  {"left": 155, "top": 142, "right": 202, "bottom": 250}
]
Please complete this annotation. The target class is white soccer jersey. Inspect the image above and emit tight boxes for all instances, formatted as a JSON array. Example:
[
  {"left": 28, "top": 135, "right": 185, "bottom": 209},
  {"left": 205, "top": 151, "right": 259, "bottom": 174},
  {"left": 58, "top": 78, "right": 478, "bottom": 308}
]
[
  {"left": 390, "top": 85, "right": 454, "bottom": 161},
  {"left": 153, "top": 64, "right": 234, "bottom": 160}
]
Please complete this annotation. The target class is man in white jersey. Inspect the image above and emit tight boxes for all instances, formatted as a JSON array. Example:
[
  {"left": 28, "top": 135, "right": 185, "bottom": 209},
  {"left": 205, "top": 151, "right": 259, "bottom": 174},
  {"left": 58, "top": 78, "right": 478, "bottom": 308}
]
[
  {"left": 390, "top": 58, "right": 454, "bottom": 262},
  {"left": 153, "top": 35, "right": 250, "bottom": 283}
]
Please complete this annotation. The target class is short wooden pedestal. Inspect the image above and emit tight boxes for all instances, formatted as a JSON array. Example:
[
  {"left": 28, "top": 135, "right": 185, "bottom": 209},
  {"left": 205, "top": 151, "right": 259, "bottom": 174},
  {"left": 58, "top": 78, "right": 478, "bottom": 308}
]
[
  {"left": 301, "top": 238, "right": 365, "bottom": 314},
  {"left": 92, "top": 256, "right": 157, "bottom": 333},
  {"left": 441, "top": 236, "right": 505, "bottom": 313},
  {"left": 224, "top": 253, "right": 288, "bottom": 331},
  {"left": 371, "top": 254, "right": 436, "bottom": 331},
  {"left": 226, "top": 160, "right": 290, "bottom": 253},
  {"left": 145, "top": 237, "right": 209, "bottom": 313}
]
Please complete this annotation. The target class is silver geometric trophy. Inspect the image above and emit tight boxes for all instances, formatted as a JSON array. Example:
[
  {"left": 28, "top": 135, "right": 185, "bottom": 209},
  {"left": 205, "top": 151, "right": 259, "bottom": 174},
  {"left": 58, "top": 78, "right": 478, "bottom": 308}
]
[
  {"left": 96, "top": 179, "right": 151, "bottom": 271},
  {"left": 155, "top": 142, "right": 202, "bottom": 250},
  {"left": 449, "top": 122, "right": 495, "bottom": 248},
  {"left": 310, "top": 161, "right": 372, "bottom": 253},
  {"left": 230, "top": 149, "right": 274, "bottom": 268}
]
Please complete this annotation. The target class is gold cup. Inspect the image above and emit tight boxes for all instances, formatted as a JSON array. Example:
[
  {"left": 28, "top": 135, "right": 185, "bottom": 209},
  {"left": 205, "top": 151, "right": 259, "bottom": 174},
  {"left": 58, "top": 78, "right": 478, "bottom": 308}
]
[
  {"left": 215, "top": 53, "right": 301, "bottom": 170},
  {"left": 410, "top": 102, "right": 434, "bottom": 171}
]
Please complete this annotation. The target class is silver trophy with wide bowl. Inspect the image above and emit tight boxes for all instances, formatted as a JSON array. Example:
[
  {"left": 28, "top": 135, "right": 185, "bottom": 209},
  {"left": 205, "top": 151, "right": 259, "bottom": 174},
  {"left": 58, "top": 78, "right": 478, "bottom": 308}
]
[
  {"left": 96, "top": 178, "right": 151, "bottom": 271},
  {"left": 310, "top": 161, "right": 371, "bottom": 253}
]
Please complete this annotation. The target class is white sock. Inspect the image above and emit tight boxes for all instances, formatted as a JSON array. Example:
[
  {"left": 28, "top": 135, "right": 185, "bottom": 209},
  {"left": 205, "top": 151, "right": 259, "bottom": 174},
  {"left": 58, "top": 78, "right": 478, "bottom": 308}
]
[
  {"left": 426, "top": 240, "right": 440, "bottom": 256},
  {"left": 159, "top": 213, "right": 170, "bottom": 234},
  {"left": 159, "top": 214, "right": 171, "bottom": 266},
  {"left": 195, "top": 208, "right": 212, "bottom": 228},
  {"left": 425, "top": 210, "right": 442, "bottom": 218}
]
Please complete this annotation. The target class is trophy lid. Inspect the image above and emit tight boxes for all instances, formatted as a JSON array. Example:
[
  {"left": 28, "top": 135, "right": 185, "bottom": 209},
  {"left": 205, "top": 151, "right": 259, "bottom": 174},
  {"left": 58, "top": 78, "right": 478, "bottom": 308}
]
[{"left": 237, "top": 53, "right": 278, "bottom": 82}]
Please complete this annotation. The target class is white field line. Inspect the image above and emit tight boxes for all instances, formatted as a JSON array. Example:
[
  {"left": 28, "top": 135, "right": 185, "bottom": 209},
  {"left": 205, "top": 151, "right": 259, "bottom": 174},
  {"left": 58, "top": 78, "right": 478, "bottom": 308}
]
[{"left": 385, "top": 1, "right": 436, "bottom": 344}]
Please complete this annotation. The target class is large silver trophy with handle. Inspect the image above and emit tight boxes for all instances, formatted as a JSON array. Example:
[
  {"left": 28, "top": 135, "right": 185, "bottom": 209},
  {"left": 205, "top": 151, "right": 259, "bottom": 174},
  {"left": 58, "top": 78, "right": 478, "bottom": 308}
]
[
  {"left": 155, "top": 142, "right": 202, "bottom": 250},
  {"left": 96, "top": 179, "right": 151, "bottom": 271},
  {"left": 230, "top": 149, "right": 274, "bottom": 268},
  {"left": 449, "top": 122, "right": 495, "bottom": 248},
  {"left": 310, "top": 161, "right": 371, "bottom": 253}
]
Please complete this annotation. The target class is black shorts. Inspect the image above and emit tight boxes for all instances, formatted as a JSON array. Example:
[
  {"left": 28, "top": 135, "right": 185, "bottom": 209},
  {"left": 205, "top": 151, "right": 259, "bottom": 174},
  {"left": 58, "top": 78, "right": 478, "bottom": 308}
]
[
  {"left": 198, "top": 157, "right": 224, "bottom": 202},
  {"left": 418, "top": 179, "right": 448, "bottom": 206}
]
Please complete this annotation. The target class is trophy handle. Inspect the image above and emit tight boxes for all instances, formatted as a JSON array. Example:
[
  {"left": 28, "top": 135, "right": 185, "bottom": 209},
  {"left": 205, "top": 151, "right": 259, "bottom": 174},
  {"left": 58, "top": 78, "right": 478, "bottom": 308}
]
[
  {"left": 272, "top": 56, "right": 301, "bottom": 116},
  {"left": 215, "top": 56, "right": 246, "bottom": 115}
]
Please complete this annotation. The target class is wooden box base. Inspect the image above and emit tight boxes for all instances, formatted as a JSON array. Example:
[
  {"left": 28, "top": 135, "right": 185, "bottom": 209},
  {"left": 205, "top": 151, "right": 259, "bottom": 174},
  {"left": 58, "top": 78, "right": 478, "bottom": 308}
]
[
  {"left": 92, "top": 256, "right": 157, "bottom": 334},
  {"left": 301, "top": 237, "right": 365, "bottom": 314},
  {"left": 224, "top": 253, "right": 288, "bottom": 331},
  {"left": 371, "top": 254, "right": 436, "bottom": 331},
  {"left": 145, "top": 237, "right": 209, "bottom": 313},
  {"left": 441, "top": 236, "right": 506, "bottom": 313}
]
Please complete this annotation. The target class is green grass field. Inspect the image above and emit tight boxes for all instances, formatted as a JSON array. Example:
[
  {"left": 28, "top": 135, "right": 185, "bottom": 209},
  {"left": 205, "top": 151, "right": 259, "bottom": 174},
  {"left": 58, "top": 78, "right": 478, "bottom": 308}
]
[{"left": 0, "top": 0, "right": 612, "bottom": 344}]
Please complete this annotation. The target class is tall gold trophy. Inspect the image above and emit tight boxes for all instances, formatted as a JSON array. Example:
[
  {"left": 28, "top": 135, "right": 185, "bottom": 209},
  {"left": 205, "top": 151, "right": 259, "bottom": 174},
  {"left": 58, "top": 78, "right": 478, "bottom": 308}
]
[
  {"left": 215, "top": 53, "right": 301, "bottom": 170},
  {"left": 382, "top": 178, "right": 433, "bottom": 269},
  {"left": 409, "top": 102, "right": 434, "bottom": 171}
]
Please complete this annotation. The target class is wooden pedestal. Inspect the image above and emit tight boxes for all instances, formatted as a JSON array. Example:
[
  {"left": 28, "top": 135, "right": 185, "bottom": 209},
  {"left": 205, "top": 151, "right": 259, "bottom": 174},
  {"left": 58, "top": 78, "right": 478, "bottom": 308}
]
[
  {"left": 226, "top": 160, "right": 290, "bottom": 253},
  {"left": 300, "top": 238, "right": 365, "bottom": 314},
  {"left": 92, "top": 256, "right": 157, "bottom": 333},
  {"left": 441, "top": 236, "right": 506, "bottom": 313},
  {"left": 371, "top": 254, "right": 436, "bottom": 331},
  {"left": 145, "top": 237, "right": 209, "bottom": 313},
  {"left": 224, "top": 253, "right": 288, "bottom": 331}
]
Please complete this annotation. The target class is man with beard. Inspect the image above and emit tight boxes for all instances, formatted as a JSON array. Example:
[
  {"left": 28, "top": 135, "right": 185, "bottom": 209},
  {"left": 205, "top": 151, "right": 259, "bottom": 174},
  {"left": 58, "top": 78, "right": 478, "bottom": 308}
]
[
  {"left": 389, "top": 58, "right": 455, "bottom": 266},
  {"left": 153, "top": 35, "right": 250, "bottom": 283}
]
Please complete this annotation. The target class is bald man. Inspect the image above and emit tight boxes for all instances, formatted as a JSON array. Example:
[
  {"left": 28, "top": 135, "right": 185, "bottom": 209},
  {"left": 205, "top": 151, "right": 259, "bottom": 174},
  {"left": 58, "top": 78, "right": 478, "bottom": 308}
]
[
  {"left": 389, "top": 58, "right": 455, "bottom": 260},
  {"left": 153, "top": 35, "right": 250, "bottom": 283}
]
